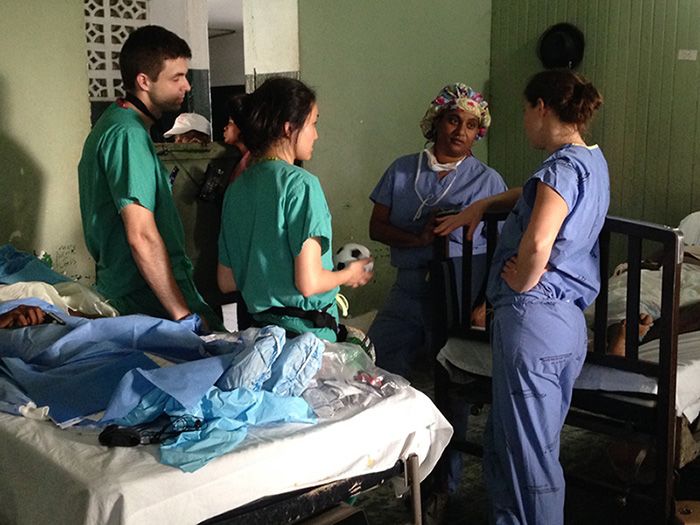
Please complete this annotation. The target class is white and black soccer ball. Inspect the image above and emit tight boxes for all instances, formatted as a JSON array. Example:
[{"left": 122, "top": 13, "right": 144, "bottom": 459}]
[{"left": 333, "top": 243, "right": 373, "bottom": 272}]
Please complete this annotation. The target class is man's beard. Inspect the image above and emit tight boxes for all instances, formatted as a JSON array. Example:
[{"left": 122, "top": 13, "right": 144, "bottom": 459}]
[{"left": 152, "top": 95, "right": 184, "bottom": 114}]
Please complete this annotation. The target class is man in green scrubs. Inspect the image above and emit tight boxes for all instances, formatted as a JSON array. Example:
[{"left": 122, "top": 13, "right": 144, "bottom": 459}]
[{"left": 78, "top": 25, "right": 221, "bottom": 329}]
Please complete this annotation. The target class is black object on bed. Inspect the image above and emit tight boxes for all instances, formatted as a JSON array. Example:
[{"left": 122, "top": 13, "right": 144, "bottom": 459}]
[{"left": 430, "top": 213, "right": 684, "bottom": 523}]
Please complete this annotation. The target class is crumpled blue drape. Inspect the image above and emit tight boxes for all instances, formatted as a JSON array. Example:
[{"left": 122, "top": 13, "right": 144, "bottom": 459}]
[
  {"left": 114, "top": 386, "right": 317, "bottom": 472},
  {"left": 0, "top": 299, "right": 210, "bottom": 425},
  {"left": 0, "top": 245, "right": 71, "bottom": 285},
  {"left": 0, "top": 300, "right": 324, "bottom": 470},
  {"left": 106, "top": 325, "right": 325, "bottom": 472},
  {"left": 264, "top": 332, "right": 325, "bottom": 397}
]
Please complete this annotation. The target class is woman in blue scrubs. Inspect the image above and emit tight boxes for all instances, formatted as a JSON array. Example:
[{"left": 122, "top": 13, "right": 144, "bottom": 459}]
[
  {"left": 368, "top": 84, "right": 506, "bottom": 378},
  {"left": 436, "top": 69, "right": 608, "bottom": 524}
]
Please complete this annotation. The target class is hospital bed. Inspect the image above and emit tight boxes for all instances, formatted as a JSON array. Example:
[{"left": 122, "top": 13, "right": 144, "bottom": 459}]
[
  {"left": 430, "top": 213, "right": 696, "bottom": 524},
  {"left": 0, "top": 384, "right": 450, "bottom": 525},
  {"left": 0, "top": 315, "right": 452, "bottom": 525}
]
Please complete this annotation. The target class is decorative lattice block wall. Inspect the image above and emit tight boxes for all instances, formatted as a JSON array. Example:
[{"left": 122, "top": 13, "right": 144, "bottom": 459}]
[{"left": 84, "top": 0, "right": 148, "bottom": 101}]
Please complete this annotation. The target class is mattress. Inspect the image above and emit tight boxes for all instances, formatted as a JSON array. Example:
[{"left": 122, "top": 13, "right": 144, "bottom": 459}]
[
  {"left": 437, "top": 330, "right": 700, "bottom": 421},
  {"left": 0, "top": 385, "right": 451, "bottom": 525}
]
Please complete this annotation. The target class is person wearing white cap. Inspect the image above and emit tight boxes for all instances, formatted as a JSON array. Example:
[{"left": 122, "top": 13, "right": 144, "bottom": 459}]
[
  {"left": 164, "top": 112, "right": 212, "bottom": 144},
  {"left": 78, "top": 25, "right": 223, "bottom": 330}
]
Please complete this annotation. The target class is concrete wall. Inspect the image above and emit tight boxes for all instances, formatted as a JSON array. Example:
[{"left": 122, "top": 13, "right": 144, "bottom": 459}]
[
  {"left": 298, "top": 0, "right": 493, "bottom": 314},
  {"left": 210, "top": 31, "right": 245, "bottom": 87},
  {"left": 0, "top": 1, "right": 92, "bottom": 281},
  {"left": 243, "top": 0, "right": 299, "bottom": 77}
]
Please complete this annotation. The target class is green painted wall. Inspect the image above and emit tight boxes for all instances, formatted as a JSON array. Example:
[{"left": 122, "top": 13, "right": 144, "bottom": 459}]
[
  {"left": 298, "top": 0, "right": 493, "bottom": 314},
  {"left": 16, "top": 1, "right": 689, "bottom": 317},
  {"left": 490, "top": 0, "right": 700, "bottom": 232},
  {"left": 0, "top": 1, "right": 93, "bottom": 280}
]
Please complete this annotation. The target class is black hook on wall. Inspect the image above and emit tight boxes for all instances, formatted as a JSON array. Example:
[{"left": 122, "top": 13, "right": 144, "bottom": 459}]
[{"left": 537, "top": 22, "right": 585, "bottom": 69}]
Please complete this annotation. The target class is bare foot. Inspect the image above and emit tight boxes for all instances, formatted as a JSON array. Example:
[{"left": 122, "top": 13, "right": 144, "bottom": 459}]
[{"left": 607, "top": 313, "right": 654, "bottom": 356}]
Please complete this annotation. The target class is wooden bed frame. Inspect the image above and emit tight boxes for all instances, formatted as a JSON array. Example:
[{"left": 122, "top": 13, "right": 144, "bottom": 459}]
[{"left": 430, "top": 213, "right": 686, "bottom": 523}]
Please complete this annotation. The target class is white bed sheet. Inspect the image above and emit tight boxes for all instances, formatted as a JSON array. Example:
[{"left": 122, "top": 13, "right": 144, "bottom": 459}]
[
  {"left": 438, "top": 330, "right": 700, "bottom": 421},
  {"left": 0, "top": 386, "right": 451, "bottom": 525},
  {"left": 584, "top": 263, "right": 700, "bottom": 323}
]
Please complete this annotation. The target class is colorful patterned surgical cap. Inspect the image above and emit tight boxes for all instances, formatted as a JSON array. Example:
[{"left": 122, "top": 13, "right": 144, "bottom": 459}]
[{"left": 419, "top": 83, "right": 491, "bottom": 141}]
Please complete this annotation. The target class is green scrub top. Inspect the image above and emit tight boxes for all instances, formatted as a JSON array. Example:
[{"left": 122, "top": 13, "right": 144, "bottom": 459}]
[
  {"left": 218, "top": 159, "right": 339, "bottom": 341},
  {"left": 78, "top": 103, "right": 193, "bottom": 300}
]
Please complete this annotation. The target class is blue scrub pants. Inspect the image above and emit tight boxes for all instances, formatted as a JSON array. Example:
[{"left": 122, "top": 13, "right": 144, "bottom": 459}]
[
  {"left": 484, "top": 298, "right": 586, "bottom": 525},
  {"left": 368, "top": 268, "right": 432, "bottom": 378},
  {"left": 370, "top": 267, "right": 467, "bottom": 494}
]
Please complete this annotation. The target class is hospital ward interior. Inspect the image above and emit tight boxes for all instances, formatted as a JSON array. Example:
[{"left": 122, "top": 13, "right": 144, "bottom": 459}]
[{"left": 4, "top": 1, "right": 700, "bottom": 524}]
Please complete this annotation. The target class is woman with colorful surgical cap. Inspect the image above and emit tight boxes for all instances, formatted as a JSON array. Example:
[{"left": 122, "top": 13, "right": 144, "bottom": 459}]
[
  {"left": 367, "top": 85, "right": 506, "bottom": 509},
  {"left": 368, "top": 83, "right": 507, "bottom": 377},
  {"left": 436, "top": 70, "right": 608, "bottom": 525}
]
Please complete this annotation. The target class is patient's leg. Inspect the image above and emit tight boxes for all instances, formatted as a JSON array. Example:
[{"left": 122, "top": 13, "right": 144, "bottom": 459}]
[
  {"left": 646, "top": 302, "right": 700, "bottom": 341},
  {"left": 607, "top": 313, "right": 654, "bottom": 356},
  {"left": 612, "top": 302, "right": 700, "bottom": 351}
]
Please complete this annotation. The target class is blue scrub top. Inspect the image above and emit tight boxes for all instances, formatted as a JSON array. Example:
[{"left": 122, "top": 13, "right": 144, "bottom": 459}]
[
  {"left": 487, "top": 144, "right": 610, "bottom": 310},
  {"left": 370, "top": 152, "right": 507, "bottom": 269}
]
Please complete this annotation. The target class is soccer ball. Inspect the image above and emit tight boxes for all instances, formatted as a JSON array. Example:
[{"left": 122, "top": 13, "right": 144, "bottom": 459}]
[{"left": 333, "top": 243, "right": 373, "bottom": 272}]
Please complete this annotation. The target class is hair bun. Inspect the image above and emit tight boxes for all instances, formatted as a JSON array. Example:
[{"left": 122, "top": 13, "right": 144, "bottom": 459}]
[{"left": 524, "top": 69, "right": 602, "bottom": 131}]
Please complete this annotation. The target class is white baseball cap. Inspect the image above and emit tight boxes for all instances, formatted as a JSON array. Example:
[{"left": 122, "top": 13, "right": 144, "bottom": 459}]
[{"left": 163, "top": 113, "right": 212, "bottom": 138}]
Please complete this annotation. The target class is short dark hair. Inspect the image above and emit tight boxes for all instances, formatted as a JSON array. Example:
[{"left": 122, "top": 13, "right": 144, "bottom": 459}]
[
  {"left": 119, "top": 25, "right": 192, "bottom": 92},
  {"left": 524, "top": 69, "right": 602, "bottom": 132},
  {"left": 226, "top": 94, "right": 245, "bottom": 124},
  {"left": 233, "top": 77, "right": 316, "bottom": 156}
]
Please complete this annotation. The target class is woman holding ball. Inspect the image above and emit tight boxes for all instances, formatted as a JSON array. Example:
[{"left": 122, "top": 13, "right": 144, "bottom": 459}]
[{"left": 217, "top": 78, "right": 372, "bottom": 341}]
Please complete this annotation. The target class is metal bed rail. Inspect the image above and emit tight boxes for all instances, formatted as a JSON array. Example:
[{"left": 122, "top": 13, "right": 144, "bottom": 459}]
[{"left": 201, "top": 455, "right": 423, "bottom": 525}]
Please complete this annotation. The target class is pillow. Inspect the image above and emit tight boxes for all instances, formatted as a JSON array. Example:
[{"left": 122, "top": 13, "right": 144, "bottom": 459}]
[{"left": 679, "top": 211, "right": 700, "bottom": 246}]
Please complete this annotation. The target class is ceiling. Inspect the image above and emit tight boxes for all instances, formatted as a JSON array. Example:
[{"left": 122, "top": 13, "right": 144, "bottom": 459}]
[{"left": 207, "top": 0, "right": 243, "bottom": 36}]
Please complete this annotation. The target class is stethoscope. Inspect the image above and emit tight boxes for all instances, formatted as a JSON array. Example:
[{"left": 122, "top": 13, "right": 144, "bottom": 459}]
[{"left": 412, "top": 149, "right": 461, "bottom": 221}]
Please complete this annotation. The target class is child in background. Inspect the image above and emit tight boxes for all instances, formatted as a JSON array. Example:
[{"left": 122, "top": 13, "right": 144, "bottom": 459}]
[{"left": 223, "top": 96, "right": 251, "bottom": 183}]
